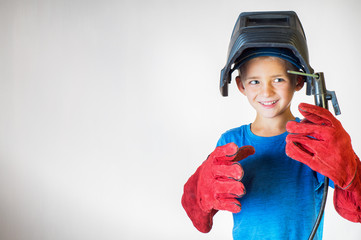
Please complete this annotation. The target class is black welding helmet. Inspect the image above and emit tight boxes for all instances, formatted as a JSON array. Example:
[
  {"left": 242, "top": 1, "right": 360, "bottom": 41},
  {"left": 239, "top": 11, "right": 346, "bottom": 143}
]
[{"left": 220, "top": 11, "right": 314, "bottom": 96}]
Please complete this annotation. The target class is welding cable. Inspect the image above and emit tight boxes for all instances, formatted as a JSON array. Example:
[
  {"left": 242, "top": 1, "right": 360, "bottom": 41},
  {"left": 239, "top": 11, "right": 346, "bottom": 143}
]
[{"left": 308, "top": 177, "right": 329, "bottom": 240}]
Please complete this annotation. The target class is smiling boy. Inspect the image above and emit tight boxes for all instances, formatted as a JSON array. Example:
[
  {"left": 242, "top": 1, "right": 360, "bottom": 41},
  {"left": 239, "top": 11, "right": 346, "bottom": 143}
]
[
  {"left": 182, "top": 11, "right": 361, "bottom": 239},
  {"left": 213, "top": 48, "right": 327, "bottom": 239},
  {"left": 236, "top": 53, "right": 304, "bottom": 136}
]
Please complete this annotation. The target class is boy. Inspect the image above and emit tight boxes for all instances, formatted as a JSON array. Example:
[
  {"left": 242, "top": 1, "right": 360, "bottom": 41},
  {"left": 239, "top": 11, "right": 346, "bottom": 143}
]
[{"left": 182, "top": 11, "right": 361, "bottom": 239}]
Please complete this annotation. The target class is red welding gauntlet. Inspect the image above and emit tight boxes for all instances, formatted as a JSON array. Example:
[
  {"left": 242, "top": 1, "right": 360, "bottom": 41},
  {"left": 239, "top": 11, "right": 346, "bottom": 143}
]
[
  {"left": 286, "top": 103, "right": 361, "bottom": 222},
  {"left": 181, "top": 143, "right": 255, "bottom": 233},
  {"left": 333, "top": 159, "right": 361, "bottom": 222}
]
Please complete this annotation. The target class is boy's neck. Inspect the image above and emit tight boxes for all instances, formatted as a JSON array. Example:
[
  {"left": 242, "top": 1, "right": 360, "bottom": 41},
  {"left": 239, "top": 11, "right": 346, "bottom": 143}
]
[{"left": 251, "top": 111, "right": 295, "bottom": 137}]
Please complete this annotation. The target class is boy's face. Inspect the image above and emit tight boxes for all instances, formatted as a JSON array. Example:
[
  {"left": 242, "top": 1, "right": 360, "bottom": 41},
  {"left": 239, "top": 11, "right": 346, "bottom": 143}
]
[{"left": 236, "top": 56, "right": 303, "bottom": 120}]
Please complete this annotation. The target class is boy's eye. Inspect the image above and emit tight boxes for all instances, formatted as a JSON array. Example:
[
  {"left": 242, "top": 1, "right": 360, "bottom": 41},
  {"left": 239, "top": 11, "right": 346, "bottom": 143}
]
[
  {"left": 274, "top": 78, "right": 285, "bottom": 83},
  {"left": 249, "top": 80, "right": 259, "bottom": 85}
]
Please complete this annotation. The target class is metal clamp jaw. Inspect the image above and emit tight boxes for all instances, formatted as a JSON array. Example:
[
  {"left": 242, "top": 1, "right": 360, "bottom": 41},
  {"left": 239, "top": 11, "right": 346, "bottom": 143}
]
[{"left": 288, "top": 71, "right": 341, "bottom": 115}]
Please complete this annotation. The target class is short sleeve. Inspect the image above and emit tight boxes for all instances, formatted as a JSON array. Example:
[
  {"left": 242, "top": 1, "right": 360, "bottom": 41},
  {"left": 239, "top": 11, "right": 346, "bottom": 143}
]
[{"left": 316, "top": 171, "right": 335, "bottom": 189}]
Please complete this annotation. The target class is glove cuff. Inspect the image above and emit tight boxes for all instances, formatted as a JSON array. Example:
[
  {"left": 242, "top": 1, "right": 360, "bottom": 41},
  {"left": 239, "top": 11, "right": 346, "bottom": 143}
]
[
  {"left": 182, "top": 164, "right": 217, "bottom": 233},
  {"left": 336, "top": 156, "right": 358, "bottom": 190},
  {"left": 333, "top": 158, "right": 361, "bottom": 223},
  {"left": 334, "top": 151, "right": 359, "bottom": 189}
]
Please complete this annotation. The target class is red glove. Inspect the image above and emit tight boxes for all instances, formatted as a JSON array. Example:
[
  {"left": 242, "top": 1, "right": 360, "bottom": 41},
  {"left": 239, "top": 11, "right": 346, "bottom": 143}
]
[
  {"left": 181, "top": 143, "right": 255, "bottom": 233},
  {"left": 286, "top": 103, "right": 361, "bottom": 222}
]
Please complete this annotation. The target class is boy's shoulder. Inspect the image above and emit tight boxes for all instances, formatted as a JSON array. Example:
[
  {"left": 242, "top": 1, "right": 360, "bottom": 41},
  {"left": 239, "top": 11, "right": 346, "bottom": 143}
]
[
  {"left": 222, "top": 124, "right": 249, "bottom": 136},
  {"left": 217, "top": 124, "right": 250, "bottom": 147}
]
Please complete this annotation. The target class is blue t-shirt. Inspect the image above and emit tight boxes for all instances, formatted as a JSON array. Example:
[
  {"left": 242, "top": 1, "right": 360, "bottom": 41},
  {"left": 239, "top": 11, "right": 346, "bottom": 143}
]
[{"left": 216, "top": 121, "right": 334, "bottom": 240}]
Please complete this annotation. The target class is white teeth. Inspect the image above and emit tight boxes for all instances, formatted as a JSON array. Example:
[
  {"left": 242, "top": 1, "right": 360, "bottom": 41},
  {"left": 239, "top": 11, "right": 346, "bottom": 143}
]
[{"left": 261, "top": 101, "right": 277, "bottom": 105}]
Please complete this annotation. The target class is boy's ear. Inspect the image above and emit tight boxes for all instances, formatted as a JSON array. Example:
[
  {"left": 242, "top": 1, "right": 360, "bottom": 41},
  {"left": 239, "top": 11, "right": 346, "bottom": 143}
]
[
  {"left": 295, "top": 76, "right": 304, "bottom": 91},
  {"left": 236, "top": 76, "right": 246, "bottom": 96}
]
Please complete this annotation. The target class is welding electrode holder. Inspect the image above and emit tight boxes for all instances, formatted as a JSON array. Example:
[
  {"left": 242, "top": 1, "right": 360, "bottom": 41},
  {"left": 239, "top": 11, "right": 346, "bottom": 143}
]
[
  {"left": 310, "top": 72, "right": 341, "bottom": 116},
  {"left": 288, "top": 70, "right": 341, "bottom": 240},
  {"left": 305, "top": 72, "right": 339, "bottom": 240},
  {"left": 288, "top": 70, "right": 341, "bottom": 116}
]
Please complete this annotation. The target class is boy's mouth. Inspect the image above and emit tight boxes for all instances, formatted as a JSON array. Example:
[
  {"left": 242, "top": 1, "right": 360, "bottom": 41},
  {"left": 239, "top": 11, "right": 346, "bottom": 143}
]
[{"left": 259, "top": 100, "right": 278, "bottom": 106}]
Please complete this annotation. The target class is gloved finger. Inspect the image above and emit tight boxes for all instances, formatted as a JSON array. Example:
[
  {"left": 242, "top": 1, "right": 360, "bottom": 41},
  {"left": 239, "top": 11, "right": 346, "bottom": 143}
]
[
  {"left": 287, "top": 134, "right": 336, "bottom": 170},
  {"left": 286, "top": 137, "right": 333, "bottom": 174},
  {"left": 215, "top": 145, "right": 255, "bottom": 165},
  {"left": 214, "top": 180, "right": 245, "bottom": 198},
  {"left": 286, "top": 133, "right": 331, "bottom": 154},
  {"left": 214, "top": 142, "right": 239, "bottom": 157},
  {"left": 286, "top": 141, "right": 314, "bottom": 166},
  {"left": 286, "top": 135, "right": 316, "bottom": 159},
  {"left": 286, "top": 140, "right": 332, "bottom": 176},
  {"left": 214, "top": 198, "right": 242, "bottom": 213},
  {"left": 286, "top": 136, "right": 332, "bottom": 170},
  {"left": 232, "top": 145, "right": 255, "bottom": 162},
  {"left": 287, "top": 120, "right": 321, "bottom": 134},
  {"left": 213, "top": 163, "right": 244, "bottom": 180},
  {"left": 297, "top": 103, "right": 334, "bottom": 126},
  {"left": 286, "top": 122, "right": 329, "bottom": 141}
]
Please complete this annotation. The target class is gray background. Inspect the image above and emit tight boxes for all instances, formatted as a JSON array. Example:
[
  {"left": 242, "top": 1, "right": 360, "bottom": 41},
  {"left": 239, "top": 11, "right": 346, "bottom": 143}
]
[{"left": 1, "top": 0, "right": 360, "bottom": 239}]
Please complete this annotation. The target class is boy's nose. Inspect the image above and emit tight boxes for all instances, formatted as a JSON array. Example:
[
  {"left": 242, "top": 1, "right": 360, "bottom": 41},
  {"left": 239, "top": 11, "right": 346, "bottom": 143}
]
[{"left": 260, "top": 83, "right": 274, "bottom": 97}]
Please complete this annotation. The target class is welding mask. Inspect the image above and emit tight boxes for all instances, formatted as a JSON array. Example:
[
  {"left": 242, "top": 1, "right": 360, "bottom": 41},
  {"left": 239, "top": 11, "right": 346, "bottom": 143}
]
[{"left": 220, "top": 11, "right": 314, "bottom": 96}]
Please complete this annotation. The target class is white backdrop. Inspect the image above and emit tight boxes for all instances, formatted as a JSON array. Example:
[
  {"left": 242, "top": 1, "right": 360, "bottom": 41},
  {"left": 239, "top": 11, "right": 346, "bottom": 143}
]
[{"left": 1, "top": 0, "right": 360, "bottom": 239}]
